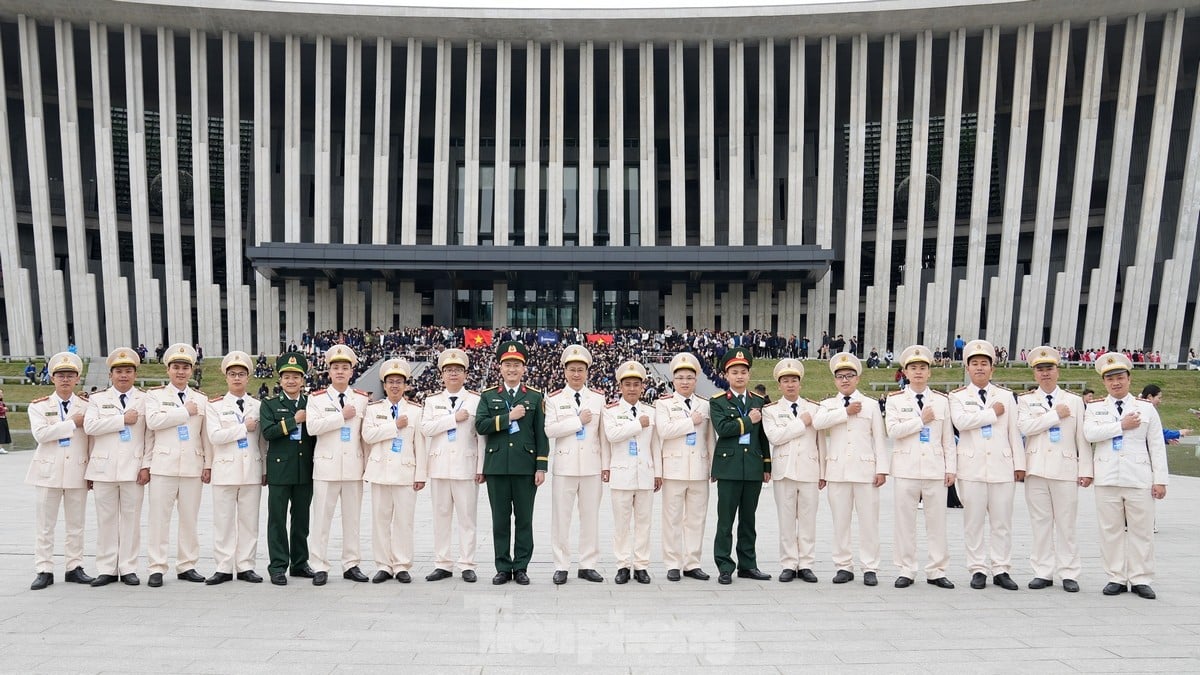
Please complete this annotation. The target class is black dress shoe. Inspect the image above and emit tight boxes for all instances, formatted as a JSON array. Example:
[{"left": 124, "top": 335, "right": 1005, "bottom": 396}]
[
  {"left": 462, "top": 570, "right": 477, "bottom": 583},
  {"left": 313, "top": 571, "right": 328, "bottom": 586},
  {"left": 178, "top": 569, "right": 206, "bottom": 583},
  {"left": 395, "top": 572, "right": 411, "bottom": 583},
  {"left": 578, "top": 569, "right": 603, "bottom": 583},
  {"left": 91, "top": 574, "right": 118, "bottom": 587},
  {"left": 614, "top": 568, "right": 631, "bottom": 585},
  {"left": 148, "top": 573, "right": 163, "bottom": 587},
  {"left": 372, "top": 570, "right": 393, "bottom": 584},
  {"left": 666, "top": 569, "right": 681, "bottom": 582},
  {"left": 237, "top": 571, "right": 263, "bottom": 583},
  {"left": 718, "top": 571, "right": 732, "bottom": 585},
  {"left": 205, "top": 572, "right": 233, "bottom": 585},
  {"left": 736, "top": 568, "right": 771, "bottom": 581},
  {"left": 1062, "top": 579, "right": 1079, "bottom": 593},
  {"left": 683, "top": 568, "right": 710, "bottom": 581},
  {"left": 553, "top": 570, "right": 568, "bottom": 585},
  {"left": 1028, "top": 577, "right": 1053, "bottom": 590},
  {"left": 65, "top": 567, "right": 94, "bottom": 584},
  {"left": 30, "top": 572, "right": 53, "bottom": 591},
  {"left": 271, "top": 573, "right": 287, "bottom": 586},
  {"left": 894, "top": 576, "right": 913, "bottom": 588},
  {"left": 797, "top": 569, "right": 818, "bottom": 583},
  {"left": 1102, "top": 582, "right": 1126, "bottom": 596},
  {"left": 121, "top": 573, "right": 140, "bottom": 586},
  {"left": 513, "top": 570, "right": 530, "bottom": 585},
  {"left": 343, "top": 566, "right": 369, "bottom": 583},
  {"left": 1131, "top": 584, "right": 1156, "bottom": 599},
  {"left": 993, "top": 573, "right": 1018, "bottom": 591},
  {"left": 425, "top": 569, "right": 453, "bottom": 582},
  {"left": 864, "top": 572, "right": 878, "bottom": 587},
  {"left": 970, "top": 572, "right": 987, "bottom": 589},
  {"left": 492, "top": 571, "right": 512, "bottom": 585},
  {"left": 927, "top": 577, "right": 955, "bottom": 589},
  {"left": 778, "top": 569, "right": 796, "bottom": 583},
  {"left": 832, "top": 570, "right": 854, "bottom": 584},
  {"left": 634, "top": 570, "right": 651, "bottom": 584},
  {"left": 290, "top": 564, "right": 316, "bottom": 578}
]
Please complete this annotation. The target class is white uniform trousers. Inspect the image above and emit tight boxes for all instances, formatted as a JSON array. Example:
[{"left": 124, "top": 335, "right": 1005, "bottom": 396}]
[
  {"left": 370, "top": 483, "right": 417, "bottom": 574},
  {"left": 551, "top": 474, "right": 602, "bottom": 570},
  {"left": 1024, "top": 475, "right": 1081, "bottom": 581},
  {"left": 93, "top": 480, "right": 143, "bottom": 575},
  {"left": 147, "top": 475, "right": 202, "bottom": 574},
  {"left": 893, "top": 477, "right": 950, "bottom": 579},
  {"left": 34, "top": 486, "right": 87, "bottom": 573},
  {"left": 773, "top": 479, "right": 819, "bottom": 570},
  {"left": 826, "top": 481, "right": 881, "bottom": 573},
  {"left": 308, "top": 479, "right": 364, "bottom": 573},
  {"left": 1095, "top": 485, "right": 1156, "bottom": 586},
  {"left": 211, "top": 484, "right": 263, "bottom": 574},
  {"left": 431, "top": 478, "right": 479, "bottom": 572},
  {"left": 660, "top": 478, "right": 709, "bottom": 572},
  {"left": 957, "top": 479, "right": 1015, "bottom": 575},
  {"left": 610, "top": 488, "right": 652, "bottom": 570}
]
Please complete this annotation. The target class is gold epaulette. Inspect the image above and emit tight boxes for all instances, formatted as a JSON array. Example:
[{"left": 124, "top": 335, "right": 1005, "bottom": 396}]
[
  {"left": 31, "top": 395, "right": 50, "bottom": 403},
  {"left": 606, "top": 401, "right": 621, "bottom": 408},
  {"left": 209, "top": 395, "right": 224, "bottom": 403},
  {"left": 77, "top": 391, "right": 89, "bottom": 400},
  {"left": 548, "top": 389, "right": 563, "bottom": 397},
  {"left": 763, "top": 401, "right": 779, "bottom": 408},
  {"left": 525, "top": 385, "right": 542, "bottom": 393},
  {"left": 929, "top": 389, "right": 948, "bottom": 397},
  {"left": 467, "top": 389, "right": 479, "bottom": 395},
  {"left": 749, "top": 390, "right": 765, "bottom": 399},
  {"left": 659, "top": 393, "right": 674, "bottom": 399},
  {"left": 806, "top": 397, "right": 820, "bottom": 405},
  {"left": 311, "top": 388, "right": 327, "bottom": 396},
  {"left": 590, "top": 387, "right": 606, "bottom": 396},
  {"left": 482, "top": 386, "right": 498, "bottom": 393},
  {"left": 886, "top": 390, "right": 906, "bottom": 397},
  {"left": 952, "top": 386, "right": 968, "bottom": 393},
  {"left": 992, "top": 384, "right": 1012, "bottom": 392},
  {"left": 353, "top": 388, "right": 370, "bottom": 397}
]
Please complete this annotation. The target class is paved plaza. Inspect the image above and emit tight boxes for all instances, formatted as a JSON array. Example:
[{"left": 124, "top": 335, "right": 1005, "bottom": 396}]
[{"left": 0, "top": 453, "right": 1197, "bottom": 674}]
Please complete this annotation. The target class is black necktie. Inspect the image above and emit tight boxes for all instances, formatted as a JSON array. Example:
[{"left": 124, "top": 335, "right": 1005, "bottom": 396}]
[
  {"left": 1046, "top": 394, "right": 1053, "bottom": 408},
  {"left": 843, "top": 396, "right": 852, "bottom": 407},
  {"left": 236, "top": 399, "right": 244, "bottom": 413},
  {"left": 119, "top": 393, "right": 127, "bottom": 409},
  {"left": 575, "top": 392, "right": 582, "bottom": 407},
  {"left": 791, "top": 402, "right": 798, "bottom": 417},
  {"left": 684, "top": 398, "right": 691, "bottom": 410},
  {"left": 391, "top": 404, "right": 398, "bottom": 419},
  {"left": 338, "top": 392, "right": 345, "bottom": 409},
  {"left": 915, "top": 393, "right": 924, "bottom": 410},
  {"left": 62, "top": 400, "right": 70, "bottom": 416},
  {"left": 1115, "top": 400, "right": 1123, "bottom": 416},
  {"left": 509, "top": 389, "right": 516, "bottom": 399},
  {"left": 739, "top": 394, "right": 747, "bottom": 408},
  {"left": 178, "top": 392, "right": 186, "bottom": 405},
  {"left": 631, "top": 405, "right": 638, "bottom": 418},
  {"left": 978, "top": 389, "right": 987, "bottom": 405},
  {"left": 450, "top": 395, "right": 458, "bottom": 409}
]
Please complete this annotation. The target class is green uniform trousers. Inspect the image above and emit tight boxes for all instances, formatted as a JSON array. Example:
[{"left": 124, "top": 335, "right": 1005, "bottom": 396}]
[
  {"left": 714, "top": 479, "right": 762, "bottom": 573},
  {"left": 267, "top": 483, "right": 313, "bottom": 575},
  {"left": 486, "top": 474, "right": 538, "bottom": 572}
]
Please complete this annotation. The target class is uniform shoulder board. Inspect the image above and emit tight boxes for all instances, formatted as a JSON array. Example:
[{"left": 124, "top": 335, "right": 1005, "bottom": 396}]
[
  {"left": 467, "top": 389, "right": 480, "bottom": 396},
  {"left": 525, "top": 385, "right": 542, "bottom": 393},
  {"left": 76, "top": 391, "right": 89, "bottom": 400},
  {"left": 190, "top": 387, "right": 204, "bottom": 394},
  {"left": 151, "top": 384, "right": 167, "bottom": 390},
  {"left": 606, "top": 401, "right": 621, "bottom": 408},
  {"left": 886, "top": 390, "right": 906, "bottom": 397},
  {"left": 951, "top": 385, "right": 967, "bottom": 393},
  {"left": 694, "top": 394, "right": 709, "bottom": 401},
  {"left": 410, "top": 400, "right": 423, "bottom": 407},
  {"left": 548, "top": 388, "right": 563, "bottom": 397},
  {"left": 992, "top": 384, "right": 1012, "bottom": 392},
  {"left": 31, "top": 395, "right": 50, "bottom": 403},
  {"left": 590, "top": 387, "right": 606, "bottom": 396},
  {"left": 482, "top": 386, "right": 498, "bottom": 393},
  {"left": 209, "top": 395, "right": 224, "bottom": 403},
  {"left": 929, "top": 389, "right": 948, "bottom": 397},
  {"left": 659, "top": 393, "right": 674, "bottom": 399},
  {"left": 353, "top": 388, "right": 370, "bottom": 397},
  {"left": 749, "top": 391, "right": 765, "bottom": 399},
  {"left": 311, "top": 388, "right": 327, "bottom": 396},
  {"left": 763, "top": 401, "right": 779, "bottom": 408},
  {"left": 806, "top": 397, "right": 820, "bottom": 405}
]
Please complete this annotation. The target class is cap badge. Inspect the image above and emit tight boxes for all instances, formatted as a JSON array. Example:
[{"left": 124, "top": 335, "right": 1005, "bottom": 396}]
[{"left": 288, "top": 356, "right": 297, "bottom": 365}]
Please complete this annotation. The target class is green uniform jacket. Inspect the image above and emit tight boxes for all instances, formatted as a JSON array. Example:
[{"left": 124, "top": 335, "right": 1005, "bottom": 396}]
[
  {"left": 709, "top": 389, "right": 771, "bottom": 481},
  {"left": 259, "top": 394, "right": 315, "bottom": 485},
  {"left": 474, "top": 385, "right": 549, "bottom": 475}
]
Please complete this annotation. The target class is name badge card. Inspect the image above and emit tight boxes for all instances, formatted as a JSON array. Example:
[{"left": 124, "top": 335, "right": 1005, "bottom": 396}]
[
  {"left": 738, "top": 433, "right": 751, "bottom": 445},
  {"left": 391, "top": 438, "right": 404, "bottom": 453},
  {"left": 628, "top": 440, "right": 638, "bottom": 456},
  {"left": 237, "top": 438, "right": 249, "bottom": 450},
  {"left": 919, "top": 426, "right": 931, "bottom": 443},
  {"left": 1112, "top": 435, "right": 1123, "bottom": 451},
  {"left": 1048, "top": 427, "right": 1061, "bottom": 443},
  {"left": 509, "top": 421, "right": 520, "bottom": 435},
  {"left": 447, "top": 428, "right": 457, "bottom": 442},
  {"left": 58, "top": 438, "right": 71, "bottom": 447},
  {"left": 981, "top": 424, "right": 992, "bottom": 440},
  {"left": 177, "top": 425, "right": 190, "bottom": 441},
  {"left": 340, "top": 426, "right": 352, "bottom": 442},
  {"left": 120, "top": 427, "right": 132, "bottom": 442},
  {"left": 685, "top": 432, "right": 697, "bottom": 446},
  {"left": 289, "top": 426, "right": 302, "bottom": 441}
]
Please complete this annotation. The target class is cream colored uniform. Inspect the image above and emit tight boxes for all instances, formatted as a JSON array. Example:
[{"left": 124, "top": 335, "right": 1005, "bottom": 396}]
[
  {"left": 1016, "top": 387, "right": 1091, "bottom": 582},
  {"left": 886, "top": 387, "right": 956, "bottom": 580},
  {"left": 420, "top": 389, "right": 482, "bottom": 573},
  {"left": 363, "top": 398, "right": 427, "bottom": 574},
  {"left": 84, "top": 386, "right": 149, "bottom": 576},
  {"left": 26, "top": 393, "right": 91, "bottom": 574},
  {"left": 204, "top": 393, "right": 266, "bottom": 574},
  {"left": 653, "top": 392, "right": 713, "bottom": 572},
  {"left": 544, "top": 386, "right": 606, "bottom": 571},
  {"left": 144, "top": 384, "right": 209, "bottom": 575},
  {"left": 602, "top": 400, "right": 657, "bottom": 570},
  {"left": 1083, "top": 396, "right": 1168, "bottom": 586},
  {"left": 763, "top": 397, "right": 824, "bottom": 571},
  {"left": 306, "top": 386, "right": 370, "bottom": 573},
  {"left": 812, "top": 390, "right": 889, "bottom": 574},
  {"left": 949, "top": 383, "right": 1024, "bottom": 576}
]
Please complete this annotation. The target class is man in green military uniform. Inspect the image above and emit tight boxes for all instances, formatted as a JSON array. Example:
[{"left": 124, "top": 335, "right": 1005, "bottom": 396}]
[
  {"left": 474, "top": 341, "right": 549, "bottom": 586},
  {"left": 259, "top": 352, "right": 317, "bottom": 586},
  {"left": 709, "top": 349, "right": 772, "bottom": 584}
]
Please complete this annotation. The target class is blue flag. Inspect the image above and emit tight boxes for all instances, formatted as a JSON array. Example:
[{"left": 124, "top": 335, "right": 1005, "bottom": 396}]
[{"left": 537, "top": 329, "right": 560, "bottom": 344}]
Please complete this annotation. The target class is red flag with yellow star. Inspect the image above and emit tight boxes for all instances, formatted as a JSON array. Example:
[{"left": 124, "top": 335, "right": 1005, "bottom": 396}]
[
  {"left": 586, "top": 333, "right": 614, "bottom": 346},
  {"left": 464, "top": 329, "right": 493, "bottom": 347}
]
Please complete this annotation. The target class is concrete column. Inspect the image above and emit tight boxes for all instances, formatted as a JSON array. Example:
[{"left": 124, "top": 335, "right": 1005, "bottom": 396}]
[
  {"left": 492, "top": 282, "right": 508, "bottom": 329},
  {"left": 400, "top": 38, "right": 422, "bottom": 246},
  {"left": 313, "top": 280, "right": 335, "bottom": 332},
  {"left": 524, "top": 41, "right": 542, "bottom": 247},
  {"left": 756, "top": 39, "right": 774, "bottom": 246},
  {"left": 808, "top": 36, "right": 836, "bottom": 345},
  {"left": 312, "top": 35, "right": 332, "bottom": 244},
  {"left": 431, "top": 39, "right": 452, "bottom": 245},
  {"left": 638, "top": 42, "right": 655, "bottom": 247},
  {"left": 696, "top": 283, "right": 716, "bottom": 332},
  {"left": 608, "top": 41, "right": 625, "bottom": 247},
  {"left": 342, "top": 36, "right": 363, "bottom": 244},
  {"left": 87, "top": 23, "right": 132, "bottom": 353},
  {"left": 756, "top": 281, "right": 772, "bottom": 331},
  {"left": 638, "top": 288, "right": 659, "bottom": 330},
  {"left": 668, "top": 40, "right": 686, "bottom": 246},
  {"left": 839, "top": 34, "right": 868, "bottom": 341},
  {"left": 398, "top": 281, "right": 420, "bottom": 329},
  {"left": 577, "top": 282, "right": 594, "bottom": 333},
  {"left": 463, "top": 40, "right": 482, "bottom": 246},
  {"left": 122, "top": 24, "right": 162, "bottom": 348},
  {"left": 1017, "top": 22, "right": 1070, "bottom": 353},
  {"left": 369, "top": 281, "right": 394, "bottom": 329},
  {"left": 371, "top": 38, "right": 393, "bottom": 245},
  {"left": 897, "top": 31, "right": 930, "bottom": 350},
  {"left": 1119, "top": 9, "right": 1185, "bottom": 349},
  {"left": 1083, "top": 14, "right": 1144, "bottom": 348},
  {"left": 1051, "top": 20, "right": 1106, "bottom": 349},
  {"left": 343, "top": 282, "right": 366, "bottom": 331},
  {"left": 0, "top": 24, "right": 36, "bottom": 355},
  {"left": 922, "top": 29, "right": 965, "bottom": 349},
  {"left": 52, "top": 20, "right": 101, "bottom": 356},
  {"left": 785, "top": 37, "right": 805, "bottom": 246},
  {"left": 865, "top": 34, "right": 899, "bottom": 354},
  {"left": 494, "top": 41, "right": 512, "bottom": 246},
  {"left": 547, "top": 41, "right": 565, "bottom": 246},
  {"left": 253, "top": 32, "right": 279, "bottom": 354},
  {"left": 285, "top": 280, "right": 307, "bottom": 347},
  {"left": 784, "top": 281, "right": 804, "bottom": 345},
  {"left": 958, "top": 27, "right": 998, "bottom": 342},
  {"left": 155, "top": 27, "right": 191, "bottom": 344},
  {"left": 665, "top": 282, "right": 687, "bottom": 330},
  {"left": 283, "top": 34, "right": 302, "bottom": 243},
  {"left": 727, "top": 39, "right": 745, "bottom": 246},
  {"left": 188, "top": 29, "right": 221, "bottom": 354},
  {"left": 578, "top": 41, "right": 595, "bottom": 247},
  {"left": 726, "top": 283, "right": 744, "bottom": 332},
  {"left": 222, "top": 31, "right": 251, "bottom": 352},
  {"left": 699, "top": 40, "right": 716, "bottom": 247}
]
